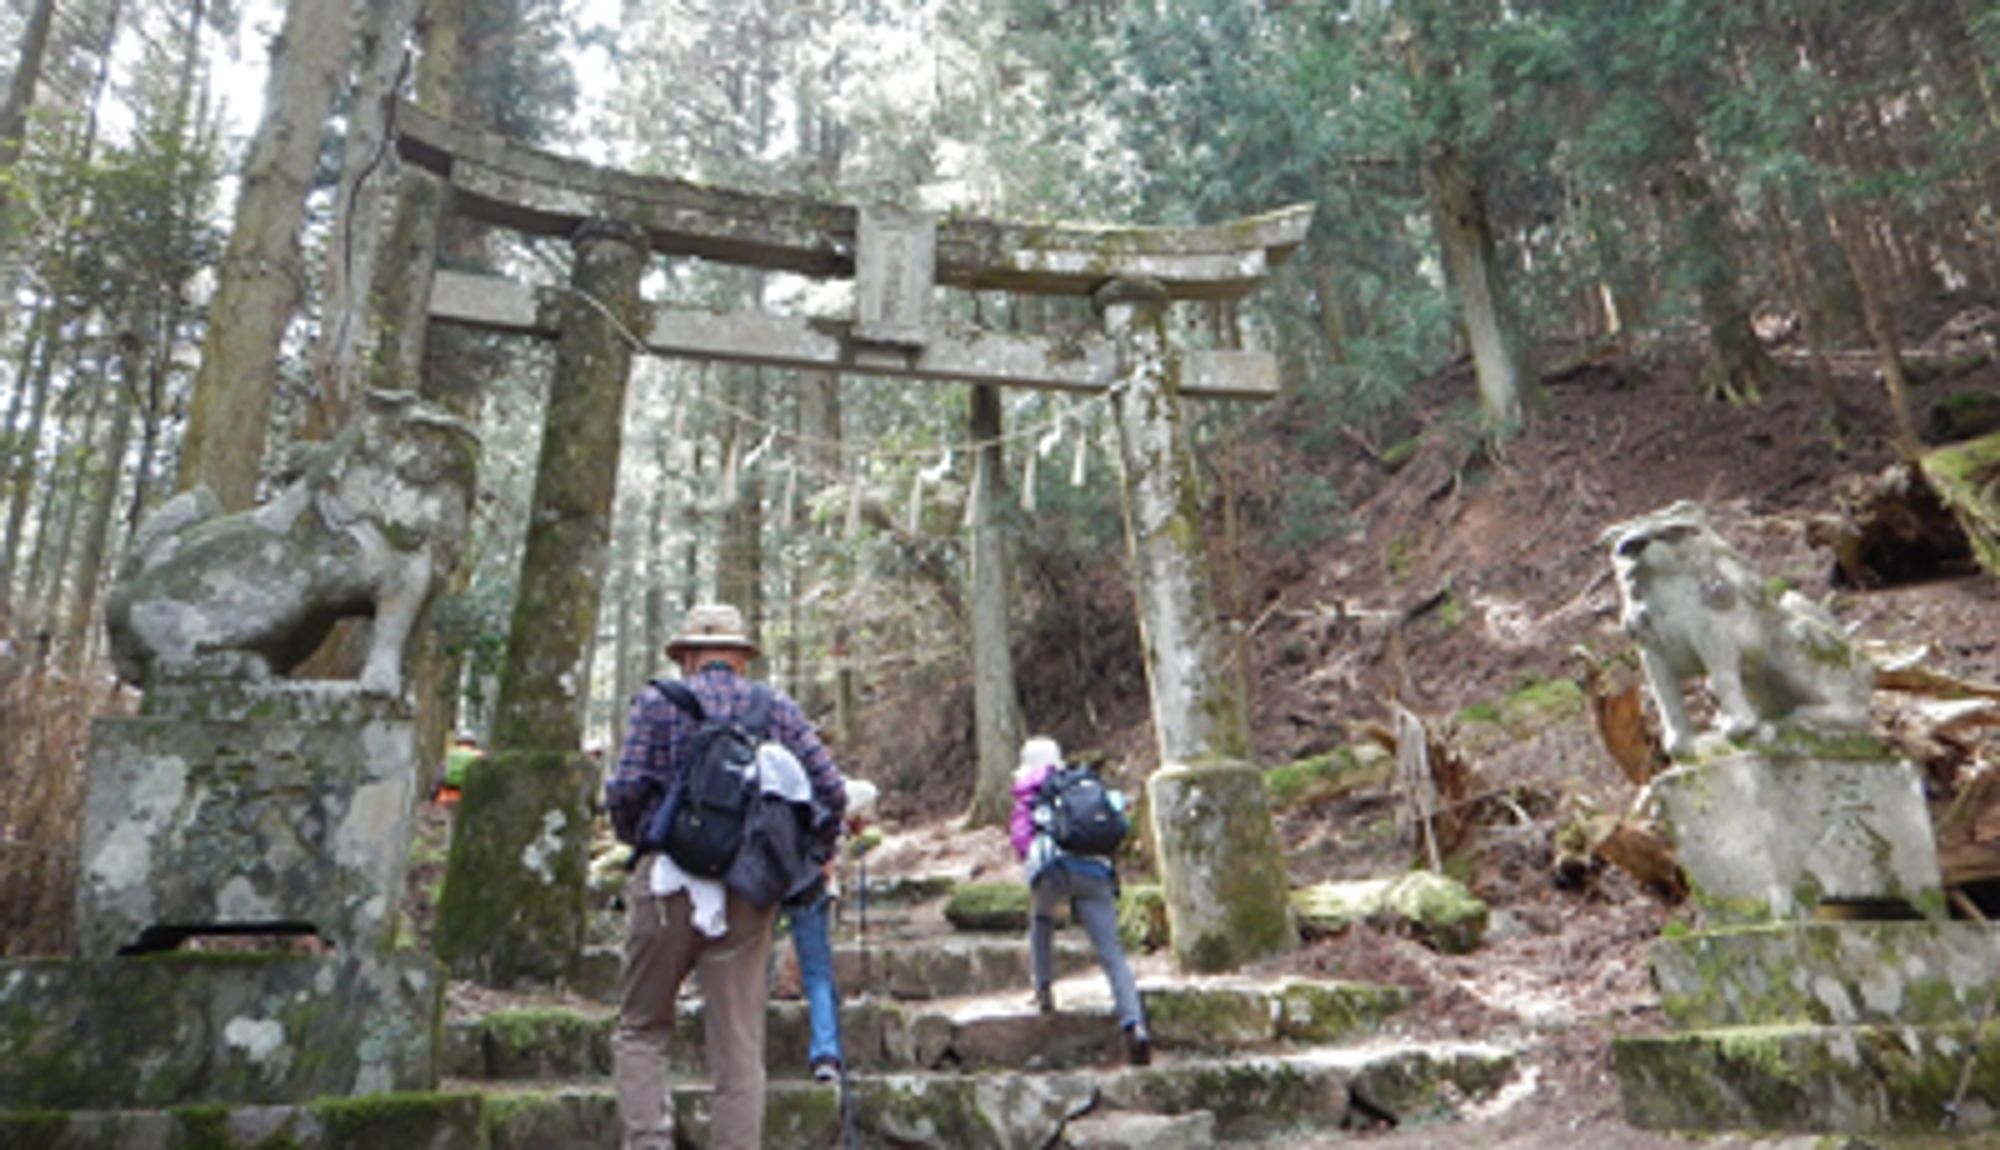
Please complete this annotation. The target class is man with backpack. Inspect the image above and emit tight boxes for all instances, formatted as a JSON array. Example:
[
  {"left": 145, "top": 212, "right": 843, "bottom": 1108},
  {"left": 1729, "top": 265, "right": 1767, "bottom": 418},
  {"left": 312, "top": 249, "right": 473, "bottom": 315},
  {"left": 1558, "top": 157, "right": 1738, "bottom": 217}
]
[
  {"left": 604, "top": 602, "right": 847, "bottom": 1150},
  {"left": 1009, "top": 735, "right": 1152, "bottom": 1067}
]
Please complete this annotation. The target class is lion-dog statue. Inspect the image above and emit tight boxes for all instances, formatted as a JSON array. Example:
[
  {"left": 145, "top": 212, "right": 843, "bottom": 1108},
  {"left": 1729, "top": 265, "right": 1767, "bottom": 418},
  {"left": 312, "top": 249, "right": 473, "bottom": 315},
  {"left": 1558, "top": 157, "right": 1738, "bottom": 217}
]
[
  {"left": 106, "top": 389, "right": 478, "bottom": 697},
  {"left": 1603, "top": 501, "right": 1873, "bottom": 758}
]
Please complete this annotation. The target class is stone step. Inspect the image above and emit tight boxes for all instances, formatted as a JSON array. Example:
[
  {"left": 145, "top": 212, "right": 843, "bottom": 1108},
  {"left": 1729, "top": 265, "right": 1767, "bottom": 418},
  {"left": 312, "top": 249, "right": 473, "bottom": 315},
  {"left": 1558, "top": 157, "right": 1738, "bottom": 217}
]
[
  {"left": 580, "top": 932, "right": 1101, "bottom": 1007},
  {"left": 0, "top": 1042, "right": 1518, "bottom": 1149},
  {"left": 444, "top": 978, "right": 1417, "bottom": 1081},
  {"left": 1612, "top": 1021, "right": 2000, "bottom": 1134},
  {"left": 1650, "top": 921, "right": 2000, "bottom": 1028}
]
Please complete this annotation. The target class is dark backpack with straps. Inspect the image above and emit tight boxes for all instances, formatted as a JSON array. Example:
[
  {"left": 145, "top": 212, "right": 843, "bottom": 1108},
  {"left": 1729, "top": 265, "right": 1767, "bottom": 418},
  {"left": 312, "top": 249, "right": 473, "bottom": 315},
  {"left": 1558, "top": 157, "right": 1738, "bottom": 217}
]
[
  {"left": 636, "top": 679, "right": 772, "bottom": 878},
  {"left": 1036, "top": 762, "right": 1130, "bottom": 857}
]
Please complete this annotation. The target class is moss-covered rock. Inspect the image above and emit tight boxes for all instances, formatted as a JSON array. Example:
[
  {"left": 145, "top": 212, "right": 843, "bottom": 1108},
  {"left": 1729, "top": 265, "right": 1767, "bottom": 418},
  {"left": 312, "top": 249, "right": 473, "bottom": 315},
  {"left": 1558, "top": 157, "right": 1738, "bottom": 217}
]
[
  {"left": 1923, "top": 431, "right": 2000, "bottom": 577},
  {"left": 1291, "top": 871, "right": 1489, "bottom": 955},
  {"left": 1381, "top": 872, "right": 1489, "bottom": 955},
  {"left": 1115, "top": 884, "right": 1169, "bottom": 952},
  {"left": 310, "top": 1093, "right": 483, "bottom": 1150},
  {"left": 1273, "top": 980, "right": 1416, "bottom": 1043},
  {"left": 943, "top": 883, "right": 1030, "bottom": 932}
]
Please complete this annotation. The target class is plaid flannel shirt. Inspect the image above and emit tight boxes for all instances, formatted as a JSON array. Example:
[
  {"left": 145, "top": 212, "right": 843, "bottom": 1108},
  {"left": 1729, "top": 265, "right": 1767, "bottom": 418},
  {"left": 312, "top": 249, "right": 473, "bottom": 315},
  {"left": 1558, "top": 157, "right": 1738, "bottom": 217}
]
[{"left": 606, "top": 663, "right": 846, "bottom": 849}]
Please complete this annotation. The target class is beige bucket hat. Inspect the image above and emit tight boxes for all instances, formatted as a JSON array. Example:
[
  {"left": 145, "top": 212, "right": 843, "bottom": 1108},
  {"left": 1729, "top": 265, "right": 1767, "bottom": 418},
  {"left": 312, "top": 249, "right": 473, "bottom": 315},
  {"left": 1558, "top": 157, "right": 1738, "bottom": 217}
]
[{"left": 665, "top": 603, "right": 759, "bottom": 658}]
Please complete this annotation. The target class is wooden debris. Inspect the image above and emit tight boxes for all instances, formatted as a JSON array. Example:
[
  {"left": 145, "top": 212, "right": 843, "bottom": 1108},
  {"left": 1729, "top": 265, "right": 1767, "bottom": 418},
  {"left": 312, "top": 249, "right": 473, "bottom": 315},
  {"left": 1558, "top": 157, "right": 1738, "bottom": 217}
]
[{"left": 1576, "top": 647, "right": 1667, "bottom": 786}]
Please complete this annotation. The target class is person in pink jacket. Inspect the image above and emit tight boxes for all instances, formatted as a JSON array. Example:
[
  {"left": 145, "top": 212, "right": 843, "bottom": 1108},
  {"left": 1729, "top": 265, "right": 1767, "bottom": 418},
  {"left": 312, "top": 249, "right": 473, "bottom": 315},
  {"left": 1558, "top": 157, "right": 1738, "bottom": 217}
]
[{"left": 1010, "top": 735, "right": 1151, "bottom": 1066}]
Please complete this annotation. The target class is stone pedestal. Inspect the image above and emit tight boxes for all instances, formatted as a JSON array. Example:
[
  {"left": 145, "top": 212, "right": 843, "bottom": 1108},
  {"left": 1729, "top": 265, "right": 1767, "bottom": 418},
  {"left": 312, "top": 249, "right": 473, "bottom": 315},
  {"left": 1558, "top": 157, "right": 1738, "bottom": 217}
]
[
  {"left": 1148, "top": 759, "right": 1297, "bottom": 972},
  {"left": 1, "top": 682, "right": 441, "bottom": 1113},
  {"left": 1613, "top": 747, "right": 2000, "bottom": 1135},
  {"left": 0, "top": 951, "right": 439, "bottom": 1107},
  {"left": 1651, "top": 748, "right": 1945, "bottom": 925},
  {"left": 74, "top": 685, "right": 421, "bottom": 955}
]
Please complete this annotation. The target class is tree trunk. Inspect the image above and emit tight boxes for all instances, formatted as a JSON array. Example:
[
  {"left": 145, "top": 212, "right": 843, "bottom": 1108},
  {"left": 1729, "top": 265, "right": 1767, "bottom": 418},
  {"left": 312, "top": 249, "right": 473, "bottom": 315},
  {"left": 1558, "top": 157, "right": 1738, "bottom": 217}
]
[
  {"left": 716, "top": 364, "right": 766, "bottom": 639},
  {"left": 0, "top": 0, "right": 58, "bottom": 239},
  {"left": 1674, "top": 166, "right": 1777, "bottom": 405},
  {"left": 175, "top": 0, "right": 350, "bottom": 510},
  {"left": 1420, "top": 139, "right": 1533, "bottom": 439},
  {"left": 61, "top": 338, "right": 139, "bottom": 668},
  {"left": 965, "top": 383, "right": 1024, "bottom": 828},
  {"left": 488, "top": 220, "right": 649, "bottom": 753},
  {"left": 306, "top": 0, "right": 423, "bottom": 439},
  {"left": 436, "top": 220, "right": 648, "bottom": 988},
  {"left": 0, "top": 310, "right": 52, "bottom": 609}
]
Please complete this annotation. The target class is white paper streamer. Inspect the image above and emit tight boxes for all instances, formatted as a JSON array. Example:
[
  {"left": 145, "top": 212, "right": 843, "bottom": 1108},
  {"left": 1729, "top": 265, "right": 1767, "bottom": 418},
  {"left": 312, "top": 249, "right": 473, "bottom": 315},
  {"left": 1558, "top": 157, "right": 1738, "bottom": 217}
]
[{"left": 1021, "top": 444, "right": 1038, "bottom": 512}]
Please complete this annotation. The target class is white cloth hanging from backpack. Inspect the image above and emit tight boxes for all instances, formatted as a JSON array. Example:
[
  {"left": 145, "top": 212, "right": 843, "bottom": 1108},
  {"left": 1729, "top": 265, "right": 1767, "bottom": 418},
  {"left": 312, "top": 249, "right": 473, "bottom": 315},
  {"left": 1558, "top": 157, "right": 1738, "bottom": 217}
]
[{"left": 650, "top": 853, "right": 728, "bottom": 937}]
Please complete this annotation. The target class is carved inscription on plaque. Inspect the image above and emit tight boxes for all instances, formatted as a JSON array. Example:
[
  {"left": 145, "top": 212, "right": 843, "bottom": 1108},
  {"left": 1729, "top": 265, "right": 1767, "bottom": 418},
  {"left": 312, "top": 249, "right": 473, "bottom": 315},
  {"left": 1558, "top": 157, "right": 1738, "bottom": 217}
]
[{"left": 856, "top": 205, "right": 936, "bottom": 347}]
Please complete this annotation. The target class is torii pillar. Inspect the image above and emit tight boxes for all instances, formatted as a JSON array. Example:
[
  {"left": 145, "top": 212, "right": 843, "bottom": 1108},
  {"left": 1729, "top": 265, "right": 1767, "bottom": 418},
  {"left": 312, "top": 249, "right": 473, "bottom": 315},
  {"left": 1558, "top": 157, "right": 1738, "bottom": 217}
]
[{"left": 1097, "top": 278, "right": 1297, "bottom": 972}]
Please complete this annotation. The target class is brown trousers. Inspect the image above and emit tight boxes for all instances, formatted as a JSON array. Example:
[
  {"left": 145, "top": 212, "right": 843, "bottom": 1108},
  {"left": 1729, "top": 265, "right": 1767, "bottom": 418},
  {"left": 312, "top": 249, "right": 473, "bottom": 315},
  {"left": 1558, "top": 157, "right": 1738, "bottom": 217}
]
[{"left": 612, "top": 861, "right": 778, "bottom": 1150}]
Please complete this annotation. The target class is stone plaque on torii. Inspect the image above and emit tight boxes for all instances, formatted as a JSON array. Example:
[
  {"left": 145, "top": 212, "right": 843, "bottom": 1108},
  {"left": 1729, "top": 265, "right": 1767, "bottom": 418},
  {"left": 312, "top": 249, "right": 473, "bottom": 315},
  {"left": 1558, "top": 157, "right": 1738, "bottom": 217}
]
[{"left": 395, "top": 103, "right": 1310, "bottom": 971}]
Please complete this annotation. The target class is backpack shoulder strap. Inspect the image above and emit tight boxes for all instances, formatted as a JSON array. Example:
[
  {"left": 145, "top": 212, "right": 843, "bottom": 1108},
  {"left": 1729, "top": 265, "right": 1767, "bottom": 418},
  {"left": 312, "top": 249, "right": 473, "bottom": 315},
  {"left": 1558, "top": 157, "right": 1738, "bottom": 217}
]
[
  {"left": 741, "top": 682, "right": 774, "bottom": 738},
  {"left": 650, "top": 678, "right": 705, "bottom": 721},
  {"left": 1037, "top": 764, "right": 1068, "bottom": 801}
]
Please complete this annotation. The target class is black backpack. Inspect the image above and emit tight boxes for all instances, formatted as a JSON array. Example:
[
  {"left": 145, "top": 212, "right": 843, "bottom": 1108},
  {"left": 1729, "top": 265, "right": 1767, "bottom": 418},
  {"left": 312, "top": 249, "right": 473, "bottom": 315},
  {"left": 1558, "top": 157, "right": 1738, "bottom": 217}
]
[
  {"left": 1036, "top": 763, "right": 1130, "bottom": 857},
  {"left": 636, "top": 680, "right": 772, "bottom": 878}
]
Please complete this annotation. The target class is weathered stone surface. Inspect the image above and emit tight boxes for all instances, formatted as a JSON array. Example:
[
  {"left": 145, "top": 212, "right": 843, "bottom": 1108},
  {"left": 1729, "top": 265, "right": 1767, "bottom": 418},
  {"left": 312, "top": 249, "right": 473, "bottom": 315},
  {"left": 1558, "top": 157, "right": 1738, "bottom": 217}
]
[
  {"left": 1149, "top": 760, "right": 1297, "bottom": 973},
  {"left": 433, "top": 749, "right": 596, "bottom": 988},
  {"left": 1290, "top": 872, "right": 1490, "bottom": 955},
  {"left": 0, "top": 1094, "right": 483, "bottom": 1150},
  {"left": 835, "top": 935, "right": 1092, "bottom": 1001},
  {"left": 1653, "top": 750, "right": 1945, "bottom": 925},
  {"left": 3, "top": 1041, "right": 1517, "bottom": 1148},
  {"left": 1273, "top": 980, "right": 1418, "bottom": 1043},
  {"left": 1651, "top": 922, "right": 2000, "bottom": 1028},
  {"left": 104, "top": 388, "right": 477, "bottom": 697},
  {"left": 0, "top": 952, "right": 440, "bottom": 1108},
  {"left": 396, "top": 101, "right": 1312, "bottom": 302},
  {"left": 431, "top": 271, "right": 1282, "bottom": 401},
  {"left": 1064, "top": 1108, "right": 1217, "bottom": 1149},
  {"left": 1602, "top": 501, "right": 1874, "bottom": 759},
  {"left": 73, "top": 695, "right": 419, "bottom": 956},
  {"left": 450, "top": 977, "right": 1415, "bottom": 1082},
  {"left": 1613, "top": 1022, "right": 2000, "bottom": 1133}
]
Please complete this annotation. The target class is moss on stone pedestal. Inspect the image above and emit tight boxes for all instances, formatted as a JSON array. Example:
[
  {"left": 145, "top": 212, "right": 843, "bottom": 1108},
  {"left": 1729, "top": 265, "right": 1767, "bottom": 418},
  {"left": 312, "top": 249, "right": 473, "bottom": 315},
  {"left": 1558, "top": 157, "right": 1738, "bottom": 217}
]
[
  {"left": 1149, "top": 759, "right": 1297, "bottom": 973},
  {"left": 433, "top": 749, "right": 595, "bottom": 987},
  {"left": 1614, "top": 1022, "right": 2000, "bottom": 1133}
]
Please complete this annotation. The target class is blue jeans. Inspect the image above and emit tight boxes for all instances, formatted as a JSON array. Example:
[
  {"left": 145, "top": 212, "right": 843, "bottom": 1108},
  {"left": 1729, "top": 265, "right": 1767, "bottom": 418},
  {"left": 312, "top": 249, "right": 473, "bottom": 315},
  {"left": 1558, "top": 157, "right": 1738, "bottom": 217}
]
[{"left": 786, "top": 889, "right": 842, "bottom": 1066}]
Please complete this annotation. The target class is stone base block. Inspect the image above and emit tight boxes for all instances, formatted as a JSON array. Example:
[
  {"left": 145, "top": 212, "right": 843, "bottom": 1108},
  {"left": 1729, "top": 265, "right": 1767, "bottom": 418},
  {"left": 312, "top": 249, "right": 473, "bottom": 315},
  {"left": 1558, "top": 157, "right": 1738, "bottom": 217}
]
[
  {"left": 0, "top": 951, "right": 439, "bottom": 1109},
  {"left": 1653, "top": 750, "right": 1944, "bottom": 925},
  {"left": 1148, "top": 759, "right": 1298, "bottom": 972},
  {"left": 1, "top": 1041, "right": 1520, "bottom": 1149},
  {"left": 75, "top": 687, "right": 419, "bottom": 956},
  {"left": 1653, "top": 922, "right": 2000, "bottom": 1028},
  {"left": 1613, "top": 1022, "right": 2000, "bottom": 1134}
]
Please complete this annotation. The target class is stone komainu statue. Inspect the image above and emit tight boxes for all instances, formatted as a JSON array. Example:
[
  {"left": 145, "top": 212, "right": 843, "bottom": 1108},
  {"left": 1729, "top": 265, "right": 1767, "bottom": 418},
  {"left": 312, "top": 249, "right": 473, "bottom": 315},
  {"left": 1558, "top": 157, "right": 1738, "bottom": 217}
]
[
  {"left": 1602, "top": 500, "right": 1873, "bottom": 758},
  {"left": 106, "top": 389, "right": 478, "bottom": 697}
]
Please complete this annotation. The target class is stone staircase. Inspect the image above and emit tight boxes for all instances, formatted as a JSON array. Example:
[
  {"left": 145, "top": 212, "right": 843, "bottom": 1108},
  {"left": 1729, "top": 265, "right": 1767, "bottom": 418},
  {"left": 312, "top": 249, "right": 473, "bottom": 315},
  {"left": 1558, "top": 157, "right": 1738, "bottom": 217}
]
[{"left": 3, "top": 875, "right": 1520, "bottom": 1148}]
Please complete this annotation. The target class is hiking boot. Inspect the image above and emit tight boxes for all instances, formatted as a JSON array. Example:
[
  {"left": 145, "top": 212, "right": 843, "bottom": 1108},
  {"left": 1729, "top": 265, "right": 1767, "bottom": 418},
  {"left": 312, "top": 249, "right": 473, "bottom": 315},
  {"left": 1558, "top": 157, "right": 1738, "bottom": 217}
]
[
  {"left": 812, "top": 1055, "right": 841, "bottom": 1083},
  {"left": 1033, "top": 985, "right": 1056, "bottom": 1015},
  {"left": 1125, "top": 1023, "right": 1152, "bottom": 1067}
]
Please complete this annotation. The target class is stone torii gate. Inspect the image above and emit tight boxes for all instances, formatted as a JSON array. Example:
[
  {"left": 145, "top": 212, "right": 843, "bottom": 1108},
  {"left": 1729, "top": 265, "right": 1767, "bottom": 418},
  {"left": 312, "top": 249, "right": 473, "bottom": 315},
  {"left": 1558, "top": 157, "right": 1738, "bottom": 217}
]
[{"left": 396, "top": 104, "right": 1310, "bottom": 977}]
